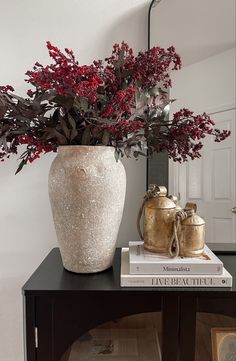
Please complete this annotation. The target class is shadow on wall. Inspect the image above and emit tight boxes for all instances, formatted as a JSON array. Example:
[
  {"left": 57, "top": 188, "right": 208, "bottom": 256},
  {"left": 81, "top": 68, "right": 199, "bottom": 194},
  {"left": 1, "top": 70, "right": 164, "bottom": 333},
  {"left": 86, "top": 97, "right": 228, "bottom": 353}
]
[
  {"left": 103, "top": 2, "right": 148, "bottom": 54},
  {"left": 103, "top": 3, "right": 149, "bottom": 246}
]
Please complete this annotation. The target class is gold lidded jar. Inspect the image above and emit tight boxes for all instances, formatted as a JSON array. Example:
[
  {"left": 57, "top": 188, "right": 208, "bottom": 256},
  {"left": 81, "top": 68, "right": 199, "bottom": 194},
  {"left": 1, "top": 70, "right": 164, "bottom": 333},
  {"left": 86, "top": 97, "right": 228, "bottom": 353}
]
[
  {"left": 178, "top": 203, "right": 205, "bottom": 257},
  {"left": 143, "top": 186, "right": 176, "bottom": 254}
]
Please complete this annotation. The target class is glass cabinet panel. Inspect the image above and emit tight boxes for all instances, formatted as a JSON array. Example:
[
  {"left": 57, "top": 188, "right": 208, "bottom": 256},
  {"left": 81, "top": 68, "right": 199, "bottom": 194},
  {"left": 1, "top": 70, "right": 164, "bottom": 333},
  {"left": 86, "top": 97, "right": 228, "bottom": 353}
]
[
  {"left": 195, "top": 312, "right": 236, "bottom": 361},
  {"left": 60, "top": 312, "right": 162, "bottom": 361}
]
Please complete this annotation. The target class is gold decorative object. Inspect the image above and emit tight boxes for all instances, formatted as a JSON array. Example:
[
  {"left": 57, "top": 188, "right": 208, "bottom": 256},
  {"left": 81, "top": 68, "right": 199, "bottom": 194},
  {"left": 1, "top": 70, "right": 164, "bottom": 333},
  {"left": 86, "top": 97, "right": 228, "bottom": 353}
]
[
  {"left": 138, "top": 186, "right": 206, "bottom": 258},
  {"left": 137, "top": 185, "right": 176, "bottom": 254},
  {"left": 177, "top": 203, "right": 205, "bottom": 257}
]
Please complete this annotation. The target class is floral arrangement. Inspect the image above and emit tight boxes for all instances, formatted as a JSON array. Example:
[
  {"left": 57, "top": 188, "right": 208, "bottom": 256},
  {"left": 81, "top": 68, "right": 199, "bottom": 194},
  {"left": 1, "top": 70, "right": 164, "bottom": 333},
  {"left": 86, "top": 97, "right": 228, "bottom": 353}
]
[{"left": 0, "top": 42, "right": 230, "bottom": 173}]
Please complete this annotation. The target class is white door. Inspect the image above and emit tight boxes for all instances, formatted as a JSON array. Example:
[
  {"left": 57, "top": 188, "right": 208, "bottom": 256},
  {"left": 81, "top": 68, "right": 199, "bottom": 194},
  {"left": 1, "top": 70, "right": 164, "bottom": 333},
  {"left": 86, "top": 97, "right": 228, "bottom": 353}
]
[{"left": 169, "top": 107, "right": 236, "bottom": 245}]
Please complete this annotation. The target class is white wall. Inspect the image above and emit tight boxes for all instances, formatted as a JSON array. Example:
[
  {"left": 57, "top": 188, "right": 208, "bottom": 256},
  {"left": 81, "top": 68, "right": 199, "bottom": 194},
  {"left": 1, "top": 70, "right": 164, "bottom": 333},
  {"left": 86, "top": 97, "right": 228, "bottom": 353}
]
[
  {"left": 0, "top": 1, "right": 148, "bottom": 360},
  {"left": 170, "top": 47, "right": 236, "bottom": 113}
]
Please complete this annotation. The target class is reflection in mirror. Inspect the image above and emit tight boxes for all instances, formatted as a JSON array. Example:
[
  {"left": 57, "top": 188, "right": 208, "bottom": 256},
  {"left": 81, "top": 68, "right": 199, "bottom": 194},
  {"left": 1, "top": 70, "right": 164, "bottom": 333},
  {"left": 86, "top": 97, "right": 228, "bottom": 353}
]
[
  {"left": 148, "top": 0, "right": 235, "bottom": 246},
  {"left": 147, "top": 0, "right": 235, "bottom": 192}
]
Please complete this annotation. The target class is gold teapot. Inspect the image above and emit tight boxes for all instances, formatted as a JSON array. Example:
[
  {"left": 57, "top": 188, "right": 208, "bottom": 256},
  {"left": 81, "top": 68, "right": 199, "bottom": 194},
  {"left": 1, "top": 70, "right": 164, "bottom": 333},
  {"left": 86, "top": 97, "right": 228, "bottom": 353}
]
[{"left": 137, "top": 185, "right": 176, "bottom": 254}]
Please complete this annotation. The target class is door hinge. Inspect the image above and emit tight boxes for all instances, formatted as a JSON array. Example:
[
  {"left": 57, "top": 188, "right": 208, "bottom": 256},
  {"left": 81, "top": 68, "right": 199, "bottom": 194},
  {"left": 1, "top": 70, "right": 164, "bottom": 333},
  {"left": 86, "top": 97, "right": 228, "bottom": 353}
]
[{"left": 34, "top": 327, "right": 38, "bottom": 349}]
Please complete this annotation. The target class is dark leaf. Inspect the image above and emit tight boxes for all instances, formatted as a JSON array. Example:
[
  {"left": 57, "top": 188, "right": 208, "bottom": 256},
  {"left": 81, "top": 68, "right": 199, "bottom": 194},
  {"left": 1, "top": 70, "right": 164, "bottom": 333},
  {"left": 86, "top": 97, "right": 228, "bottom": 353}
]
[
  {"left": 63, "top": 97, "right": 74, "bottom": 111},
  {"left": 81, "top": 127, "right": 91, "bottom": 145},
  {"left": 19, "top": 150, "right": 29, "bottom": 159},
  {"left": 148, "top": 87, "right": 167, "bottom": 97},
  {"left": 124, "top": 146, "right": 132, "bottom": 158},
  {"left": 133, "top": 150, "right": 146, "bottom": 158},
  {"left": 68, "top": 114, "right": 76, "bottom": 129},
  {"left": 0, "top": 134, "right": 8, "bottom": 150},
  {"left": 148, "top": 86, "right": 161, "bottom": 96},
  {"left": 114, "top": 149, "right": 120, "bottom": 162},
  {"left": 97, "top": 117, "right": 115, "bottom": 125},
  {"left": 73, "top": 98, "right": 81, "bottom": 110},
  {"left": 162, "top": 104, "right": 170, "bottom": 121},
  {"left": 0, "top": 124, "right": 10, "bottom": 136},
  {"left": 0, "top": 96, "right": 7, "bottom": 117},
  {"left": 102, "top": 130, "right": 110, "bottom": 146},
  {"left": 15, "top": 158, "right": 27, "bottom": 175},
  {"left": 39, "top": 90, "right": 57, "bottom": 102},
  {"left": 51, "top": 94, "right": 70, "bottom": 105},
  {"left": 11, "top": 94, "right": 31, "bottom": 106},
  {"left": 80, "top": 97, "right": 89, "bottom": 112},
  {"left": 70, "top": 128, "right": 78, "bottom": 141},
  {"left": 43, "top": 128, "right": 67, "bottom": 144},
  {"left": 60, "top": 116, "right": 70, "bottom": 139},
  {"left": 137, "top": 141, "right": 143, "bottom": 150}
]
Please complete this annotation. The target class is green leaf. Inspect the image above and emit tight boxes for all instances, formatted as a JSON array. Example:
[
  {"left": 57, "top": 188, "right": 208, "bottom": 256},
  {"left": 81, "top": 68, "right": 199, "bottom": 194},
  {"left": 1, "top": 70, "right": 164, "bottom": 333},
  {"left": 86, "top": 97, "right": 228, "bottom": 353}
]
[
  {"left": 80, "top": 97, "right": 89, "bottom": 112},
  {"left": 162, "top": 104, "right": 170, "bottom": 120},
  {"left": 114, "top": 149, "right": 120, "bottom": 162},
  {"left": 148, "top": 86, "right": 162, "bottom": 97}
]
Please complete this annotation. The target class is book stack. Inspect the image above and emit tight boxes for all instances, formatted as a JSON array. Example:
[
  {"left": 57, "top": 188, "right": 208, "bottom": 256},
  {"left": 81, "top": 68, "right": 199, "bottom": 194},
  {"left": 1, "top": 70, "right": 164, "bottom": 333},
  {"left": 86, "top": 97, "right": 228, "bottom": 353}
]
[{"left": 120, "top": 241, "right": 232, "bottom": 287}]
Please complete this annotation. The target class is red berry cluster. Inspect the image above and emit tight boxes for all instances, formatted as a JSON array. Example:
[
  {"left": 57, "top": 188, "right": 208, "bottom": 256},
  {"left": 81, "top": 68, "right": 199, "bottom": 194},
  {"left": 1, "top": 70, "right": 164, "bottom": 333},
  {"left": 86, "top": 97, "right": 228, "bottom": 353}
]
[
  {"left": 26, "top": 42, "right": 103, "bottom": 103},
  {"left": 134, "top": 46, "right": 181, "bottom": 89},
  {"left": 103, "top": 119, "right": 145, "bottom": 141},
  {"left": 0, "top": 42, "right": 231, "bottom": 172},
  {"left": 17, "top": 136, "right": 56, "bottom": 163},
  {"left": 0, "top": 85, "right": 14, "bottom": 93},
  {"left": 157, "top": 109, "right": 231, "bottom": 162}
]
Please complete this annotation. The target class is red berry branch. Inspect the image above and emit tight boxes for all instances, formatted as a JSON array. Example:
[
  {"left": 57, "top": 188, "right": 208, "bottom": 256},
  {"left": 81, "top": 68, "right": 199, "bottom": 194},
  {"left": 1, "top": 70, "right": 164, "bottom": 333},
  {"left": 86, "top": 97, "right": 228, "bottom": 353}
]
[{"left": 0, "top": 42, "right": 230, "bottom": 173}]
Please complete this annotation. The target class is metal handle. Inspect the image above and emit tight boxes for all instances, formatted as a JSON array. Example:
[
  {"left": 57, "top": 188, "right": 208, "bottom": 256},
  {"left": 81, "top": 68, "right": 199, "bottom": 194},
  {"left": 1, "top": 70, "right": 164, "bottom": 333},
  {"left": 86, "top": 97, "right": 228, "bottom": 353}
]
[{"left": 232, "top": 207, "right": 236, "bottom": 214}]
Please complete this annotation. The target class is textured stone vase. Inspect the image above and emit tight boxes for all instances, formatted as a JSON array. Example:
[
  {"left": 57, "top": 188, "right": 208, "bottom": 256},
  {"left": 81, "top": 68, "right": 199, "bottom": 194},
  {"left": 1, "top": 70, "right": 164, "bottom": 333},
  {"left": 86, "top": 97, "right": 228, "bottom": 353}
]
[{"left": 48, "top": 146, "right": 126, "bottom": 273}]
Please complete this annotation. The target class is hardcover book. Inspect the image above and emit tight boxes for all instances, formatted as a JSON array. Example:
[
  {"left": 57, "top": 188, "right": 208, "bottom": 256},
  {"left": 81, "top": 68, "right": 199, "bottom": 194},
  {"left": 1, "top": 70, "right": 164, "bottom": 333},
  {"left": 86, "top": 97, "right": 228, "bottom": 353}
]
[
  {"left": 129, "top": 241, "right": 223, "bottom": 275},
  {"left": 121, "top": 248, "right": 232, "bottom": 288}
]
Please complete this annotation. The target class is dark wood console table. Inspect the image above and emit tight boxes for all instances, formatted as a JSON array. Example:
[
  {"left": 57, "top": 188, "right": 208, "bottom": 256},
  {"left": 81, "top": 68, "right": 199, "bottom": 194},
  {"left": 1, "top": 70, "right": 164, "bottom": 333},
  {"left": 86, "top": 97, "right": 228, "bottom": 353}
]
[{"left": 22, "top": 248, "right": 236, "bottom": 361}]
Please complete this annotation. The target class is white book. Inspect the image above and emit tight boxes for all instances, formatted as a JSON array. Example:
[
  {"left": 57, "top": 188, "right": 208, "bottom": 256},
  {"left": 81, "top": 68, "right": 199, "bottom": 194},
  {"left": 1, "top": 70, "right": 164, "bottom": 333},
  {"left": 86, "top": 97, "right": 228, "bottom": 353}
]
[
  {"left": 129, "top": 241, "right": 223, "bottom": 275},
  {"left": 121, "top": 248, "right": 232, "bottom": 288}
]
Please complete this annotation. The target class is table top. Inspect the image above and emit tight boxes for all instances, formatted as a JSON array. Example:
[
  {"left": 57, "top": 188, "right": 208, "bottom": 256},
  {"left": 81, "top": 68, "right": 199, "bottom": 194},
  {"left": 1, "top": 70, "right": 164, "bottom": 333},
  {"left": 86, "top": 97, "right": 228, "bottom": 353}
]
[{"left": 22, "top": 247, "right": 236, "bottom": 295}]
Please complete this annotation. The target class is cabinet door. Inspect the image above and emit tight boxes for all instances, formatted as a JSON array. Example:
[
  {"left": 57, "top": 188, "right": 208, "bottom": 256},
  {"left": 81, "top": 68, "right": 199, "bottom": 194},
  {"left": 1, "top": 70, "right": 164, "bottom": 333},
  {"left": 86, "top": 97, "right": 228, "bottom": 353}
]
[
  {"left": 179, "top": 296, "right": 236, "bottom": 361},
  {"left": 59, "top": 312, "right": 162, "bottom": 361},
  {"left": 34, "top": 293, "right": 179, "bottom": 361}
]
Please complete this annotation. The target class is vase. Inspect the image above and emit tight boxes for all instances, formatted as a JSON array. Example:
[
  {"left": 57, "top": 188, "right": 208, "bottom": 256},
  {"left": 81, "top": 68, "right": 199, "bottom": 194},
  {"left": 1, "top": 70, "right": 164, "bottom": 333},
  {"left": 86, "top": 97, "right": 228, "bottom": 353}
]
[{"left": 48, "top": 145, "right": 126, "bottom": 273}]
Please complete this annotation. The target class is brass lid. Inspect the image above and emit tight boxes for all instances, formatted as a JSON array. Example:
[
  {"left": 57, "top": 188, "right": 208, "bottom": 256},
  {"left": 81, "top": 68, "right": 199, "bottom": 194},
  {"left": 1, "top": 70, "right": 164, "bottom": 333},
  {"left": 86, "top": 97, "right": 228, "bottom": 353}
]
[
  {"left": 144, "top": 185, "right": 176, "bottom": 210},
  {"left": 181, "top": 213, "right": 205, "bottom": 226},
  {"left": 145, "top": 196, "right": 176, "bottom": 210},
  {"left": 181, "top": 204, "right": 205, "bottom": 226}
]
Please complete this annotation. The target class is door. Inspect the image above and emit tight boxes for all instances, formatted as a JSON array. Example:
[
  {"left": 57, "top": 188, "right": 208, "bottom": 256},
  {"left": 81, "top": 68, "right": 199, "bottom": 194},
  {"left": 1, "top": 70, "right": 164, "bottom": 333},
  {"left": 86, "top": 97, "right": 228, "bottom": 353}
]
[{"left": 170, "top": 107, "right": 236, "bottom": 245}]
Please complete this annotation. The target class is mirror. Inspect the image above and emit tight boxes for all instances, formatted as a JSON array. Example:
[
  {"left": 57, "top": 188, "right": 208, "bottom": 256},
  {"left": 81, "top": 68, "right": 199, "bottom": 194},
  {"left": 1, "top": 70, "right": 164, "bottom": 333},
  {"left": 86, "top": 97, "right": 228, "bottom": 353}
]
[
  {"left": 148, "top": 0, "right": 236, "bottom": 246},
  {"left": 148, "top": 0, "right": 235, "bottom": 188}
]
